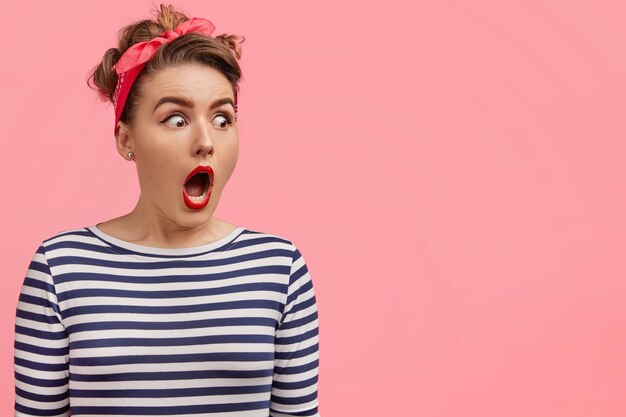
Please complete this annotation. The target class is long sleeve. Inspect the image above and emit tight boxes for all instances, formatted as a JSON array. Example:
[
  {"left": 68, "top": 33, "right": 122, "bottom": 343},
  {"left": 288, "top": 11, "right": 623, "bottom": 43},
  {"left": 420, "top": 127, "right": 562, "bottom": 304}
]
[
  {"left": 14, "top": 244, "right": 70, "bottom": 417},
  {"left": 270, "top": 246, "right": 321, "bottom": 417}
]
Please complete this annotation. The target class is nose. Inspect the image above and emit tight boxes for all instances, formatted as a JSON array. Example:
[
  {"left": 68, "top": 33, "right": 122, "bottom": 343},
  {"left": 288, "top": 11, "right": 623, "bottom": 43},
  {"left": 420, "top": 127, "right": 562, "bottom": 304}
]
[{"left": 194, "top": 121, "right": 214, "bottom": 157}]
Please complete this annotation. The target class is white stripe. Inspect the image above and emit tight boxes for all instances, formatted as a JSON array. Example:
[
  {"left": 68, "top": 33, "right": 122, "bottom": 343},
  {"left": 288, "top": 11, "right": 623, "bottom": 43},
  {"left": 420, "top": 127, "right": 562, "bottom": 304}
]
[
  {"left": 269, "top": 400, "right": 319, "bottom": 415},
  {"left": 15, "top": 379, "right": 68, "bottom": 396},
  {"left": 63, "top": 308, "right": 281, "bottom": 326},
  {"left": 47, "top": 241, "right": 292, "bottom": 264},
  {"left": 14, "top": 333, "right": 67, "bottom": 350},
  {"left": 70, "top": 360, "right": 275, "bottom": 374},
  {"left": 271, "top": 383, "right": 318, "bottom": 398},
  {"left": 46, "top": 230, "right": 102, "bottom": 246},
  {"left": 52, "top": 260, "right": 288, "bottom": 278},
  {"left": 71, "top": 343, "right": 274, "bottom": 358},
  {"left": 57, "top": 290, "right": 285, "bottom": 309},
  {"left": 274, "top": 335, "right": 319, "bottom": 353},
  {"left": 15, "top": 364, "right": 68, "bottom": 380},
  {"left": 14, "top": 349, "right": 68, "bottom": 365},
  {"left": 272, "top": 368, "right": 318, "bottom": 383},
  {"left": 71, "top": 376, "right": 272, "bottom": 390},
  {"left": 70, "top": 325, "right": 273, "bottom": 342},
  {"left": 55, "top": 273, "right": 287, "bottom": 293},
  {"left": 15, "top": 317, "right": 65, "bottom": 333},
  {"left": 14, "top": 394, "right": 68, "bottom": 410},
  {"left": 81, "top": 411, "right": 269, "bottom": 417},
  {"left": 274, "top": 351, "right": 319, "bottom": 369},
  {"left": 70, "top": 392, "right": 270, "bottom": 407}
]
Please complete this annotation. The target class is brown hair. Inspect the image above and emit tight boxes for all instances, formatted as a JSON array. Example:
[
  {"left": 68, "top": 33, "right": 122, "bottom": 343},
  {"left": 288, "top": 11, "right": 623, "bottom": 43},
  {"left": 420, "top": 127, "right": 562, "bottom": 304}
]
[{"left": 88, "top": 4, "right": 244, "bottom": 126}]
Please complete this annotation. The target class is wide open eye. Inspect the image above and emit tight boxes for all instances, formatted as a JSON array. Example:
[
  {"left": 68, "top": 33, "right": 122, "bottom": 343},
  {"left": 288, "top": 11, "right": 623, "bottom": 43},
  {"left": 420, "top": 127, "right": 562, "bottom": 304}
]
[
  {"left": 163, "top": 113, "right": 187, "bottom": 128},
  {"left": 211, "top": 113, "right": 233, "bottom": 130}
]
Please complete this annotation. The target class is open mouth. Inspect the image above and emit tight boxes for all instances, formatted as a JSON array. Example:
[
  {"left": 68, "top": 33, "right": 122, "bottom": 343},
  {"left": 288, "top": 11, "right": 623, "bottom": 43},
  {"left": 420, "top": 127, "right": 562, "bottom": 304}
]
[{"left": 183, "top": 166, "right": 213, "bottom": 210}]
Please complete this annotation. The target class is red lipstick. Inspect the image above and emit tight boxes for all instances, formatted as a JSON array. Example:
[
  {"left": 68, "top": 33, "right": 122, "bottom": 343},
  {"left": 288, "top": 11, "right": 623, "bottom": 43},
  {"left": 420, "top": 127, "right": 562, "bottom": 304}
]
[{"left": 182, "top": 165, "right": 213, "bottom": 210}]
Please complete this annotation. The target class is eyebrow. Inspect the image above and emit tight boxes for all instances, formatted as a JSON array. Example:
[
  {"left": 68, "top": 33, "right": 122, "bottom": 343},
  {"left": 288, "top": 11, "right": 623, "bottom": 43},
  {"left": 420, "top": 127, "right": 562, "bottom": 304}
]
[{"left": 152, "top": 96, "right": 235, "bottom": 113}]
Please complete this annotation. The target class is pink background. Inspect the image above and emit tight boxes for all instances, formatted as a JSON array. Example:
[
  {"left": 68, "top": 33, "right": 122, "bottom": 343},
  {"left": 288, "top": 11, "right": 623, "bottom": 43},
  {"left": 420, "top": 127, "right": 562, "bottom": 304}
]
[{"left": 2, "top": 0, "right": 626, "bottom": 415}]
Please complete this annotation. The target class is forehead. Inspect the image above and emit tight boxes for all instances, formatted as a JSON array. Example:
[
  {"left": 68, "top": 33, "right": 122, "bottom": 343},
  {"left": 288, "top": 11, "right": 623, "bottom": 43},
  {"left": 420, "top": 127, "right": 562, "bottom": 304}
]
[{"left": 140, "top": 63, "right": 234, "bottom": 104}]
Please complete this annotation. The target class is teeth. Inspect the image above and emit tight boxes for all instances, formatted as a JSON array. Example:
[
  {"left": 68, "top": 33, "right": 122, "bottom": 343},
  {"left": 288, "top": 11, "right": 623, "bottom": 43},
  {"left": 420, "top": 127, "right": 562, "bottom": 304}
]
[{"left": 188, "top": 193, "right": 207, "bottom": 202}]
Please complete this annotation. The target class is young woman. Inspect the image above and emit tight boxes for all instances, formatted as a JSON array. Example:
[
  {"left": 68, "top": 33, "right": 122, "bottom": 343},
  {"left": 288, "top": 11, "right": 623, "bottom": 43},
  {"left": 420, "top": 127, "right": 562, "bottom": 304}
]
[{"left": 14, "top": 5, "right": 320, "bottom": 416}]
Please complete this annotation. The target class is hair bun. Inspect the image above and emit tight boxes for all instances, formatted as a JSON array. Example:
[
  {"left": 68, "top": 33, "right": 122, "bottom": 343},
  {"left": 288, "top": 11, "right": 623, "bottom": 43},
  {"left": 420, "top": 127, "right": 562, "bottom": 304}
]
[
  {"left": 88, "top": 47, "right": 122, "bottom": 103},
  {"left": 216, "top": 34, "right": 245, "bottom": 60},
  {"left": 87, "top": 4, "right": 188, "bottom": 103}
]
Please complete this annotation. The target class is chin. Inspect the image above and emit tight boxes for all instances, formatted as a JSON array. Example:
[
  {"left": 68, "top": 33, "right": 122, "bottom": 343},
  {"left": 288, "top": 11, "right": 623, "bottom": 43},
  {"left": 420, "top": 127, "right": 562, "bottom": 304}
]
[{"left": 176, "top": 204, "right": 218, "bottom": 228}]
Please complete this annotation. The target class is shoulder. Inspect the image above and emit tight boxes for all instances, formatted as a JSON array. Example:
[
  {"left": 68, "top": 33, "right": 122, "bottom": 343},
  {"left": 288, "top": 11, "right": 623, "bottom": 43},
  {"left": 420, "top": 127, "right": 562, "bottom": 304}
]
[
  {"left": 42, "top": 226, "right": 93, "bottom": 244},
  {"left": 236, "top": 227, "right": 298, "bottom": 252},
  {"left": 38, "top": 226, "right": 109, "bottom": 258},
  {"left": 236, "top": 227, "right": 312, "bottom": 268},
  {"left": 235, "top": 227, "right": 311, "bottom": 265}
]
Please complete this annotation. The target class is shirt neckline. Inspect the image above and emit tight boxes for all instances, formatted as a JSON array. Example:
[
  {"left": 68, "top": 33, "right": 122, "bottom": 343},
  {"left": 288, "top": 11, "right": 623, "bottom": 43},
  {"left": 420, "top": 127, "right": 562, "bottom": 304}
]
[{"left": 85, "top": 224, "right": 246, "bottom": 256}]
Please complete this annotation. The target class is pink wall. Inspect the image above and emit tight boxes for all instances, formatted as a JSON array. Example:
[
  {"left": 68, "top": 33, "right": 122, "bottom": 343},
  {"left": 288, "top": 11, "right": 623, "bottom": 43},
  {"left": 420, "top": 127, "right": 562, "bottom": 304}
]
[{"left": 2, "top": 0, "right": 626, "bottom": 415}]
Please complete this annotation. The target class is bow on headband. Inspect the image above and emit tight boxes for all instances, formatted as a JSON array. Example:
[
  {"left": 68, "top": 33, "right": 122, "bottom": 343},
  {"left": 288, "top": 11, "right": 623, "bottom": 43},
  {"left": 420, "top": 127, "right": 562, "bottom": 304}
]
[{"left": 112, "top": 17, "right": 217, "bottom": 134}]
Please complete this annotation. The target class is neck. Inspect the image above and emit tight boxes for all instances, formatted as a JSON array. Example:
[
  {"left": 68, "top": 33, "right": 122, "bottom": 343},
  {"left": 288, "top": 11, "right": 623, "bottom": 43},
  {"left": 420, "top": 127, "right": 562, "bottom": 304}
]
[{"left": 119, "top": 195, "right": 232, "bottom": 248}]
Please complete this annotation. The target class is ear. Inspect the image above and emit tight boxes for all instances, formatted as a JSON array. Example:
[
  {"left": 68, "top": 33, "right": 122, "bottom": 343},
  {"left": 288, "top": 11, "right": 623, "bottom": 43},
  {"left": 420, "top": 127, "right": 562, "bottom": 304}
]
[{"left": 115, "top": 121, "right": 134, "bottom": 160}]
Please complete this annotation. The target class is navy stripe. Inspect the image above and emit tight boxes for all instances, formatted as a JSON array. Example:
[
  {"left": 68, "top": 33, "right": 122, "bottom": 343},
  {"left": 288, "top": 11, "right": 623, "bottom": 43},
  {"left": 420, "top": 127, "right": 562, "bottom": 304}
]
[
  {"left": 62, "top": 298, "right": 283, "bottom": 318},
  {"left": 50, "top": 248, "right": 292, "bottom": 271},
  {"left": 23, "top": 276, "right": 56, "bottom": 293},
  {"left": 43, "top": 229, "right": 89, "bottom": 244},
  {"left": 15, "top": 357, "right": 68, "bottom": 372},
  {"left": 271, "top": 390, "right": 318, "bottom": 406},
  {"left": 271, "top": 374, "right": 318, "bottom": 390},
  {"left": 70, "top": 384, "right": 271, "bottom": 398},
  {"left": 71, "top": 351, "right": 275, "bottom": 366},
  {"left": 15, "top": 325, "right": 67, "bottom": 341},
  {"left": 15, "top": 371, "right": 68, "bottom": 388},
  {"left": 57, "top": 281, "right": 287, "bottom": 302},
  {"left": 281, "top": 300, "right": 318, "bottom": 330},
  {"left": 70, "top": 368, "right": 273, "bottom": 382},
  {"left": 275, "top": 343, "right": 319, "bottom": 361},
  {"left": 72, "top": 400, "right": 270, "bottom": 415},
  {"left": 70, "top": 333, "right": 274, "bottom": 349},
  {"left": 28, "top": 259, "right": 52, "bottom": 276},
  {"left": 275, "top": 328, "right": 319, "bottom": 345},
  {"left": 67, "top": 316, "right": 277, "bottom": 334},
  {"left": 56, "top": 264, "right": 291, "bottom": 286},
  {"left": 271, "top": 406, "right": 319, "bottom": 416},
  {"left": 15, "top": 402, "right": 69, "bottom": 417},
  {"left": 273, "top": 359, "right": 319, "bottom": 375},
  {"left": 16, "top": 386, "right": 69, "bottom": 403},
  {"left": 18, "top": 293, "right": 58, "bottom": 311},
  {"left": 16, "top": 308, "right": 61, "bottom": 325},
  {"left": 15, "top": 341, "right": 69, "bottom": 357}
]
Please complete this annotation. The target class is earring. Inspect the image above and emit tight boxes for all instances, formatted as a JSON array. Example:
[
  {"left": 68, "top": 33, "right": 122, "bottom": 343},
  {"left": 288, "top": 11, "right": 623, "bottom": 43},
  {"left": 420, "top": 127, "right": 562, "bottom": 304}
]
[{"left": 127, "top": 151, "right": 134, "bottom": 159}]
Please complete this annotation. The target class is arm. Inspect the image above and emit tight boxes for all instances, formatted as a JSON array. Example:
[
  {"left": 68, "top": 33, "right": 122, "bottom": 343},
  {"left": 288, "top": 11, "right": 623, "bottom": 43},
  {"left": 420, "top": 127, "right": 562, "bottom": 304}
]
[
  {"left": 270, "top": 246, "right": 321, "bottom": 417},
  {"left": 14, "top": 244, "right": 70, "bottom": 417}
]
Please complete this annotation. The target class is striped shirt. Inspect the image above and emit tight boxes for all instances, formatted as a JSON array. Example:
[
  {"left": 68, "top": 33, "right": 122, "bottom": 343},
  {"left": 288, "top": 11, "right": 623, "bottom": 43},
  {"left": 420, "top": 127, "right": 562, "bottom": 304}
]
[{"left": 14, "top": 226, "right": 320, "bottom": 416}]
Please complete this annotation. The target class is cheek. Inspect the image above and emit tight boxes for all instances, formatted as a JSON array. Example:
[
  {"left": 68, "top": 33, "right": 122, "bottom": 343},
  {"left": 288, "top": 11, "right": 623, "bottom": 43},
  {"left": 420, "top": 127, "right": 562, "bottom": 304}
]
[
  {"left": 137, "top": 150, "right": 167, "bottom": 172},
  {"left": 220, "top": 139, "right": 239, "bottom": 178},
  {"left": 227, "top": 142, "right": 240, "bottom": 174},
  {"left": 135, "top": 151, "right": 180, "bottom": 189}
]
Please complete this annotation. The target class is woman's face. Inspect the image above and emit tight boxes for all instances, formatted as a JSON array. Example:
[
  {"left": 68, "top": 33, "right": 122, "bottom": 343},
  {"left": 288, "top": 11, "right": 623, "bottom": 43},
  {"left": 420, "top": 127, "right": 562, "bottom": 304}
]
[{"left": 117, "top": 63, "right": 239, "bottom": 228}]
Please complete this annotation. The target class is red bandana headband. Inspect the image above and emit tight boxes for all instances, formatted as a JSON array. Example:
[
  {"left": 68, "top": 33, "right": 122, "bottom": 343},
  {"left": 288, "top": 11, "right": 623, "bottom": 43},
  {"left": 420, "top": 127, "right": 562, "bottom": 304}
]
[{"left": 112, "top": 17, "right": 235, "bottom": 134}]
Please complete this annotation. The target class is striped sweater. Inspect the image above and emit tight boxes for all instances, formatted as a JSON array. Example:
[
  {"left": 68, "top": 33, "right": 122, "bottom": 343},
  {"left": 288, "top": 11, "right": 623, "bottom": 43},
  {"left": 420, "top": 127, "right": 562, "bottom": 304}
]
[{"left": 14, "top": 226, "right": 320, "bottom": 416}]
